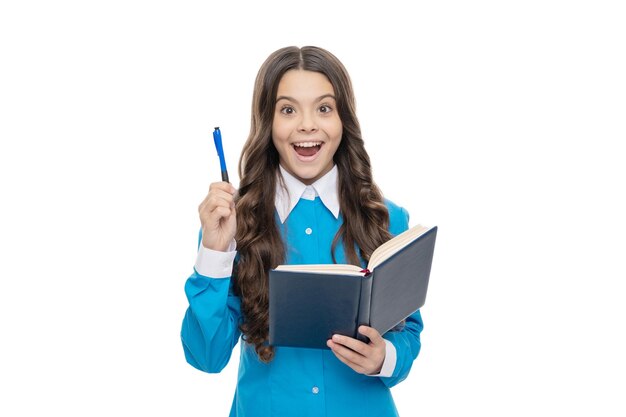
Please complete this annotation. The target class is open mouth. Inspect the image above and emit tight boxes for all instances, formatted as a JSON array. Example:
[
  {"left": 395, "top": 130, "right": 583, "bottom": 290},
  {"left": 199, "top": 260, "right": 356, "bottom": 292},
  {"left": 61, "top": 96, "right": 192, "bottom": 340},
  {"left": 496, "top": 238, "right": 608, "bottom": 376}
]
[{"left": 293, "top": 141, "right": 322, "bottom": 158}]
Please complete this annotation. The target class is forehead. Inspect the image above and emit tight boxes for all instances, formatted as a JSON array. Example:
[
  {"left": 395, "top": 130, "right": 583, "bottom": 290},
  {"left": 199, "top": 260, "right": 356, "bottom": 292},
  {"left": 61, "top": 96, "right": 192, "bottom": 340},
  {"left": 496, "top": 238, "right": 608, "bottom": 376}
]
[{"left": 276, "top": 69, "right": 335, "bottom": 99}]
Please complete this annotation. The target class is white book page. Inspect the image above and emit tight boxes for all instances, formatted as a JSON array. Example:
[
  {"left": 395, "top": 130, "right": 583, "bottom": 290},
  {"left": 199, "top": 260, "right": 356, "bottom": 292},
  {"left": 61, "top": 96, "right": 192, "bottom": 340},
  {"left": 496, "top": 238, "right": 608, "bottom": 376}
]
[
  {"left": 368, "top": 225, "right": 431, "bottom": 270},
  {"left": 273, "top": 263, "right": 364, "bottom": 276}
]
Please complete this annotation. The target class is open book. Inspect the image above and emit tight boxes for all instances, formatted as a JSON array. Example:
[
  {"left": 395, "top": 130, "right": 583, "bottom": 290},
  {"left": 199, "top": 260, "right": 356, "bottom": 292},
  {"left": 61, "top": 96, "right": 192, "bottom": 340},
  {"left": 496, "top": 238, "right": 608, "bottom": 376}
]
[{"left": 269, "top": 224, "right": 437, "bottom": 349}]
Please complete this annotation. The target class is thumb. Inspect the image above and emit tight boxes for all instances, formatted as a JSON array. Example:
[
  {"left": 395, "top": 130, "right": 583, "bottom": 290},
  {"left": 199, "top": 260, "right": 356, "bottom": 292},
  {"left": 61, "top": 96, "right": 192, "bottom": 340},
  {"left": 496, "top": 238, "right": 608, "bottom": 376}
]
[{"left": 359, "top": 326, "right": 384, "bottom": 345}]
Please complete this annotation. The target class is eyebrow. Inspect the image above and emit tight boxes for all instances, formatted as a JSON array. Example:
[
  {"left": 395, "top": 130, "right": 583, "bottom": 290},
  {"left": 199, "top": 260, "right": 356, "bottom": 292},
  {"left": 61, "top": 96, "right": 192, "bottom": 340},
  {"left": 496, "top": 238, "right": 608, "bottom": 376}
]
[{"left": 275, "top": 94, "right": 336, "bottom": 103}]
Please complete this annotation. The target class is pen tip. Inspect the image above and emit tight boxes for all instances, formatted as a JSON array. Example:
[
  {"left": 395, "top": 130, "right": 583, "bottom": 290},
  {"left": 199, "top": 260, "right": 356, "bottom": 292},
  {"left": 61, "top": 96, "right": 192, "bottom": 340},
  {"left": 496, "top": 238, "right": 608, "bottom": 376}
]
[{"left": 214, "top": 126, "right": 220, "bottom": 130}]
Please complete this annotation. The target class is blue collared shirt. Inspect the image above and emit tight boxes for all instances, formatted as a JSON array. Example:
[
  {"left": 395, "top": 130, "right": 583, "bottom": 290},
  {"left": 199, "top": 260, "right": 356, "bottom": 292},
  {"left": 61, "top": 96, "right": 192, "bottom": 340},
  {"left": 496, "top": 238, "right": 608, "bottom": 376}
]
[{"left": 182, "top": 166, "right": 423, "bottom": 416}]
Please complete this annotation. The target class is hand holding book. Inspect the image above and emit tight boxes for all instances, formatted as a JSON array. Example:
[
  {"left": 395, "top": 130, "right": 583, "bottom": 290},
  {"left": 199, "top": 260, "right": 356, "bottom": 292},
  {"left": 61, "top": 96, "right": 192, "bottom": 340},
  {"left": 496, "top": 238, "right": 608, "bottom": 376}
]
[
  {"left": 327, "top": 325, "right": 387, "bottom": 375},
  {"left": 269, "top": 224, "right": 438, "bottom": 349}
]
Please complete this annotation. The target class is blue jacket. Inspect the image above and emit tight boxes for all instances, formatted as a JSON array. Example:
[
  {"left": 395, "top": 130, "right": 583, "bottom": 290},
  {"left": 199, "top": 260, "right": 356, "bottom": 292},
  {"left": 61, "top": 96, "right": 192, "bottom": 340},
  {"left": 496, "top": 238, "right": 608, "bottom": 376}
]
[{"left": 181, "top": 198, "right": 423, "bottom": 416}]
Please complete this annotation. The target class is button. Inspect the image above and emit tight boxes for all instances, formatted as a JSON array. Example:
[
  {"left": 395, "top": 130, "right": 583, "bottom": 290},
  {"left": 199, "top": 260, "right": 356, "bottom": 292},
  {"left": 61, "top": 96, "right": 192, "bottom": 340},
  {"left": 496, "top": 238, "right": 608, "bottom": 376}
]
[
  {"left": 302, "top": 187, "right": 316, "bottom": 200},
  {"left": 305, "top": 228, "right": 312, "bottom": 235},
  {"left": 312, "top": 386, "right": 319, "bottom": 394}
]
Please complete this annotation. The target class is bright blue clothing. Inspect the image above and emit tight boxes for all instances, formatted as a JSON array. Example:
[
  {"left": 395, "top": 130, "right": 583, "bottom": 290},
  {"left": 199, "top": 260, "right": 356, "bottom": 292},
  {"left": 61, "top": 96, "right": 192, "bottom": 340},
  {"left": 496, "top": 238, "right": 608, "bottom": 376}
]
[{"left": 181, "top": 198, "right": 423, "bottom": 417}]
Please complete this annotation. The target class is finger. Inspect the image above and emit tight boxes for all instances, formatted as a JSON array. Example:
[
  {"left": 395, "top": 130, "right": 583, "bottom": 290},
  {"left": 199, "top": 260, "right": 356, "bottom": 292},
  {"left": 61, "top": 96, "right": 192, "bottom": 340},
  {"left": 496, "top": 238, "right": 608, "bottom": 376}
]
[
  {"left": 327, "top": 340, "right": 367, "bottom": 374},
  {"left": 330, "top": 333, "right": 370, "bottom": 356},
  {"left": 206, "top": 196, "right": 234, "bottom": 213},
  {"left": 199, "top": 189, "right": 234, "bottom": 213},
  {"left": 210, "top": 206, "right": 234, "bottom": 221},
  {"left": 358, "top": 326, "right": 385, "bottom": 346},
  {"left": 200, "top": 192, "right": 235, "bottom": 216},
  {"left": 209, "top": 182, "right": 237, "bottom": 195},
  {"left": 328, "top": 338, "right": 367, "bottom": 365},
  {"left": 208, "top": 188, "right": 236, "bottom": 205},
  {"left": 205, "top": 190, "right": 236, "bottom": 206}
]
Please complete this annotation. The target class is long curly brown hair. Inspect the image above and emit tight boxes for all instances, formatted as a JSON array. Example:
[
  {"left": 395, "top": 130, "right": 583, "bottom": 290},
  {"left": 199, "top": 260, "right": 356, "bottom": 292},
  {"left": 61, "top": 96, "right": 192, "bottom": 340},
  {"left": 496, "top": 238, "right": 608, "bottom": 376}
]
[{"left": 234, "top": 46, "right": 392, "bottom": 362}]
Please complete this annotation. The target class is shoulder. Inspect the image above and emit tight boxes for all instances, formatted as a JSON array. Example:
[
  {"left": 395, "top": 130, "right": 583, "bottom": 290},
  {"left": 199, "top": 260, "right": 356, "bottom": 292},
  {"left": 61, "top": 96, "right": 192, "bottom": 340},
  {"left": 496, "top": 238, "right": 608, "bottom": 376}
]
[{"left": 383, "top": 198, "right": 410, "bottom": 236}]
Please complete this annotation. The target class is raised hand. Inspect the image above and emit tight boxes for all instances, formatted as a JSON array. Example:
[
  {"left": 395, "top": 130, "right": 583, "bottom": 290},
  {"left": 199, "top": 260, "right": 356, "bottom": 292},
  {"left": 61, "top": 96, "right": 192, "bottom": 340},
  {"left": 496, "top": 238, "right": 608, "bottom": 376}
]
[{"left": 198, "top": 182, "right": 237, "bottom": 252}]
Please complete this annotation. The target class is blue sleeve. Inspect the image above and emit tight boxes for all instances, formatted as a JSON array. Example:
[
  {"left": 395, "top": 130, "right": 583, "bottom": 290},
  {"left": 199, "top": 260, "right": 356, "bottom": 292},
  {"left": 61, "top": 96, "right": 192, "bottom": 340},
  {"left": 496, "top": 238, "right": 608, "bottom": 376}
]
[
  {"left": 380, "top": 200, "right": 424, "bottom": 388},
  {"left": 180, "top": 232, "right": 242, "bottom": 373}
]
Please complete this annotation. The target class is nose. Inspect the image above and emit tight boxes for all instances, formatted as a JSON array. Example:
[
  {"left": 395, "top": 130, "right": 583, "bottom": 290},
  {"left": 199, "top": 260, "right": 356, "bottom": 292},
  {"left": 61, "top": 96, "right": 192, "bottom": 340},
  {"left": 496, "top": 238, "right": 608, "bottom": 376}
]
[{"left": 298, "top": 111, "right": 318, "bottom": 133}]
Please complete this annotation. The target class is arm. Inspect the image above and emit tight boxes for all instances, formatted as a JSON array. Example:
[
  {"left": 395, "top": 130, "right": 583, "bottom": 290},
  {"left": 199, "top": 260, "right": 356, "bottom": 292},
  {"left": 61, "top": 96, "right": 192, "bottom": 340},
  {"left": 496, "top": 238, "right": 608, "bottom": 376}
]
[
  {"left": 379, "top": 309, "right": 423, "bottom": 387},
  {"left": 181, "top": 182, "right": 241, "bottom": 373},
  {"left": 327, "top": 201, "right": 424, "bottom": 385},
  {"left": 181, "top": 242, "right": 242, "bottom": 373},
  {"left": 379, "top": 201, "right": 424, "bottom": 387}
]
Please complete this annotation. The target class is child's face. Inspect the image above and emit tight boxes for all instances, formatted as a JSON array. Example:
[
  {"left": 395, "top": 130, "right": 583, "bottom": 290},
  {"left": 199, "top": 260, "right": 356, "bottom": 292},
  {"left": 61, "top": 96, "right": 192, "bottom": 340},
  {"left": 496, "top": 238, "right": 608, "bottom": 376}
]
[{"left": 272, "top": 69, "right": 343, "bottom": 185}]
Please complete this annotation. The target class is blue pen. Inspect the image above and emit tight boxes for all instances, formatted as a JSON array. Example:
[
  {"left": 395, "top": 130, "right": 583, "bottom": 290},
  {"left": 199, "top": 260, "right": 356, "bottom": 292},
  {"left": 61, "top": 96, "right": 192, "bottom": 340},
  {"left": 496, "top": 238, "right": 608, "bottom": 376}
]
[{"left": 212, "top": 127, "right": 229, "bottom": 183}]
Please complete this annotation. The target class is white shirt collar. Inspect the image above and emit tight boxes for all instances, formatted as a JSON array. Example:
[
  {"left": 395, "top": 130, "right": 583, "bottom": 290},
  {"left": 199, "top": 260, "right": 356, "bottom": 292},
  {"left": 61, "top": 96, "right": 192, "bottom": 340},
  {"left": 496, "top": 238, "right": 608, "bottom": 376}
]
[{"left": 275, "top": 165, "right": 340, "bottom": 223}]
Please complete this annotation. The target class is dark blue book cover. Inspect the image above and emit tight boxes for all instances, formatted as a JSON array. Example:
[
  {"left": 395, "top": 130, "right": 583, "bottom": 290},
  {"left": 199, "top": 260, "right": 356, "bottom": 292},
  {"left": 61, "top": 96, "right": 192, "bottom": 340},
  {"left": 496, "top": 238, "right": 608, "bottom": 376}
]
[{"left": 269, "top": 226, "right": 437, "bottom": 349}]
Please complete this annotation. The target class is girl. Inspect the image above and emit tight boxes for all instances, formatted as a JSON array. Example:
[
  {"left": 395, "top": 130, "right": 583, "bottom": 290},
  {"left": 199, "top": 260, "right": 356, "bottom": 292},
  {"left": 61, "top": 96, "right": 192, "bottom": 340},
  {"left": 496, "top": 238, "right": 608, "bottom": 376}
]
[{"left": 181, "top": 46, "right": 423, "bottom": 417}]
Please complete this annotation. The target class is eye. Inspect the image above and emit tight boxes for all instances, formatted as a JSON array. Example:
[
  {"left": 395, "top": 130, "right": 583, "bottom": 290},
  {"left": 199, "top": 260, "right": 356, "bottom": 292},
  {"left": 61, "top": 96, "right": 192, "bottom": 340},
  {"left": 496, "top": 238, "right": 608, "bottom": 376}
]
[
  {"left": 319, "top": 104, "right": 332, "bottom": 113},
  {"left": 280, "top": 105, "right": 295, "bottom": 115}
]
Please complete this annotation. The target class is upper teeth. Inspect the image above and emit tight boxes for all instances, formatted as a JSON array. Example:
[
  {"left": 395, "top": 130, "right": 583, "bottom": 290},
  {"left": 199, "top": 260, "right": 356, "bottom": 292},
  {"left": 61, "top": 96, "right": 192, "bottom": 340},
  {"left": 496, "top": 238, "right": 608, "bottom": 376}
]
[{"left": 294, "top": 142, "right": 321, "bottom": 148}]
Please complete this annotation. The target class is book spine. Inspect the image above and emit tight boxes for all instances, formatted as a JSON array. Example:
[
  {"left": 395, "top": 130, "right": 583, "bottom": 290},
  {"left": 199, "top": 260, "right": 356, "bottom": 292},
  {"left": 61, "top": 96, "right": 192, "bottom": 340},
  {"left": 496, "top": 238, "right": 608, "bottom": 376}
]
[{"left": 356, "top": 272, "right": 373, "bottom": 343}]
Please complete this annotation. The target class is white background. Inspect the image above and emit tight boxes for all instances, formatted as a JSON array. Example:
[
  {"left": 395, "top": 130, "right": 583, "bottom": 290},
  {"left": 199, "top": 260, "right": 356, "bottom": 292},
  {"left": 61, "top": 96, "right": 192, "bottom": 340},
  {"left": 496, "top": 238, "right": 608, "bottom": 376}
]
[{"left": 1, "top": 1, "right": 624, "bottom": 415}]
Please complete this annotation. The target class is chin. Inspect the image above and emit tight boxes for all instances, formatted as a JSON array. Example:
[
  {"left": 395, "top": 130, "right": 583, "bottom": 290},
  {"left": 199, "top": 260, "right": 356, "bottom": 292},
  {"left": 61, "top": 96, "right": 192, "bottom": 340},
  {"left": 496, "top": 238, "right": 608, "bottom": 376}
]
[
  {"left": 292, "top": 168, "right": 323, "bottom": 183},
  {"left": 296, "top": 172, "right": 320, "bottom": 183}
]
